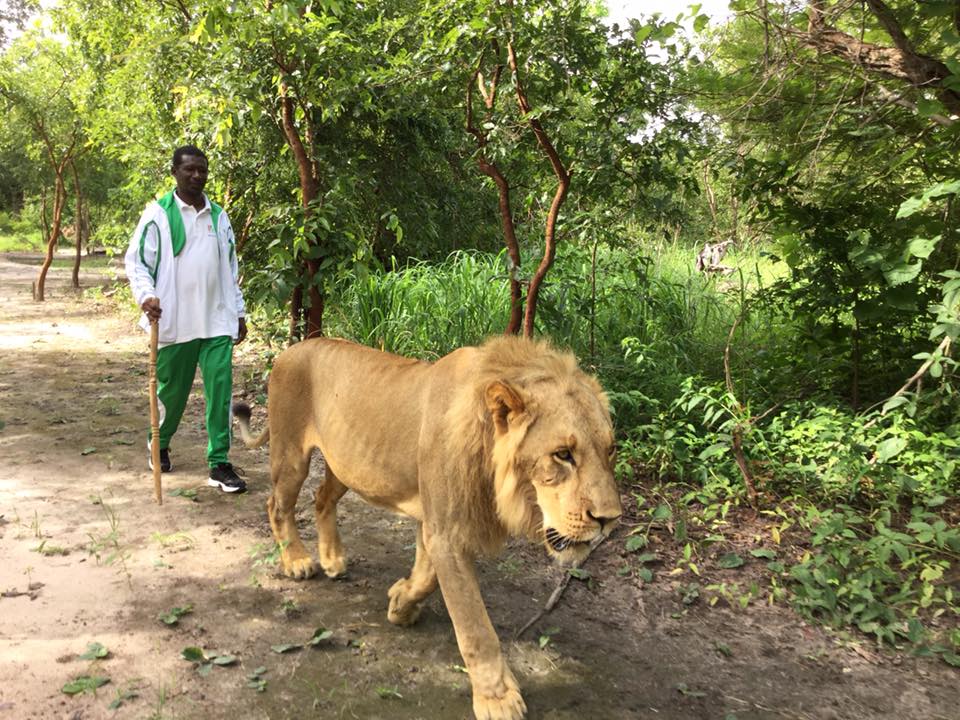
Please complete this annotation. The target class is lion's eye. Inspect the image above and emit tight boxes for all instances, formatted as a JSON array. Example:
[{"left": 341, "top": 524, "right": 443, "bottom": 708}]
[{"left": 553, "top": 449, "right": 575, "bottom": 465}]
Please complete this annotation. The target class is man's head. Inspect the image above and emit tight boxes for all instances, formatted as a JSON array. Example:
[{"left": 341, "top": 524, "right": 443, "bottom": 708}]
[{"left": 171, "top": 145, "right": 208, "bottom": 200}]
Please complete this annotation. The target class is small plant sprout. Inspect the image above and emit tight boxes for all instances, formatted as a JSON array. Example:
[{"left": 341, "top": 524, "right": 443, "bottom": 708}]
[
  {"left": 246, "top": 666, "right": 268, "bottom": 692},
  {"left": 538, "top": 627, "right": 560, "bottom": 650},
  {"left": 180, "top": 647, "right": 238, "bottom": 676},
  {"left": 158, "top": 605, "right": 193, "bottom": 626},
  {"left": 62, "top": 675, "right": 110, "bottom": 696},
  {"left": 32, "top": 540, "right": 69, "bottom": 556},
  {"left": 78, "top": 642, "right": 109, "bottom": 660},
  {"left": 307, "top": 628, "right": 333, "bottom": 646}
]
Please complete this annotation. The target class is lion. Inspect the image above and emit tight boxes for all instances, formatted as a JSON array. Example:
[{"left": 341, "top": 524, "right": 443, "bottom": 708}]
[{"left": 234, "top": 335, "right": 622, "bottom": 720}]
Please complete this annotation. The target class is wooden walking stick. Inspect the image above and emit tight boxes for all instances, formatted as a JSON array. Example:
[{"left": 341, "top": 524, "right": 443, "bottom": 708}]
[{"left": 149, "top": 319, "right": 162, "bottom": 505}]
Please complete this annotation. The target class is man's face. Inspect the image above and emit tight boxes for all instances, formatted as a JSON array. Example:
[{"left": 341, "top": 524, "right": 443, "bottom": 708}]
[{"left": 172, "top": 154, "right": 208, "bottom": 197}]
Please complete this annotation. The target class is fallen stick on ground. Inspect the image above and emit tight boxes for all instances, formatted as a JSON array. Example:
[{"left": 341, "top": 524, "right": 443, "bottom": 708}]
[{"left": 514, "top": 534, "right": 607, "bottom": 640}]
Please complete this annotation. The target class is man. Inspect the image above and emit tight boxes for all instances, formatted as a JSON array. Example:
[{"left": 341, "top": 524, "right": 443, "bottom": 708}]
[{"left": 124, "top": 145, "right": 248, "bottom": 493}]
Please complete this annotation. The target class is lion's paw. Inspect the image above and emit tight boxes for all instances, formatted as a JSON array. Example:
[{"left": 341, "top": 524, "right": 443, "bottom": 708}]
[
  {"left": 283, "top": 556, "right": 319, "bottom": 580},
  {"left": 386, "top": 579, "right": 422, "bottom": 626},
  {"left": 472, "top": 686, "right": 526, "bottom": 720},
  {"left": 319, "top": 554, "right": 347, "bottom": 579}
]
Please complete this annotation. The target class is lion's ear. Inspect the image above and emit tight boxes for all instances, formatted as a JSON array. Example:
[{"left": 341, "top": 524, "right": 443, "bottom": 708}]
[{"left": 485, "top": 381, "right": 526, "bottom": 435}]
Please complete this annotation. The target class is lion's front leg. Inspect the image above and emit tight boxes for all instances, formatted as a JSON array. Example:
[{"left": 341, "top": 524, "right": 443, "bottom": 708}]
[
  {"left": 424, "top": 530, "right": 526, "bottom": 720},
  {"left": 387, "top": 523, "right": 438, "bottom": 626}
]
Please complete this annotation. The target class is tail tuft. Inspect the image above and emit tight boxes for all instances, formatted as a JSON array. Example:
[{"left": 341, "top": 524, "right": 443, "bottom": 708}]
[{"left": 233, "top": 402, "right": 269, "bottom": 448}]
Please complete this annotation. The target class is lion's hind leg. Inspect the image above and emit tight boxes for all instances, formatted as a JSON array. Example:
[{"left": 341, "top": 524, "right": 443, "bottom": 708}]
[
  {"left": 315, "top": 463, "right": 349, "bottom": 578},
  {"left": 268, "top": 445, "right": 319, "bottom": 580},
  {"left": 387, "top": 523, "right": 438, "bottom": 626}
]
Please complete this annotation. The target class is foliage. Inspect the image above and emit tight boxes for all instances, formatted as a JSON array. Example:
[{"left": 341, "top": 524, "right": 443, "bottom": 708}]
[{"left": 181, "top": 647, "right": 238, "bottom": 676}]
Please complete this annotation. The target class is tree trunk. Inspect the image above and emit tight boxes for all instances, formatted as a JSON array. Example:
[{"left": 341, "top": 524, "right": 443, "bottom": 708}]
[
  {"left": 39, "top": 185, "right": 50, "bottom": 248},
  {"left": 35, "top": 172, "right": 66, "bottom": 302},
  {"left": 70, "top": 159, "right": 83, "bottom": 289},
  {"left": 508, "top": 42, "right": 572, "bottom": 338},
  {"left": 466, "top": 48, "right": 524, "bottom": 335},
  {"left": 279, "top": 84, "right": 324, "bottom": 340}
]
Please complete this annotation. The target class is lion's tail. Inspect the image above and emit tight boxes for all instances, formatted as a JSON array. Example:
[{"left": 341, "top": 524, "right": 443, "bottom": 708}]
[{"left": 233, "top": 403, "right": 270, "bottom": 448}]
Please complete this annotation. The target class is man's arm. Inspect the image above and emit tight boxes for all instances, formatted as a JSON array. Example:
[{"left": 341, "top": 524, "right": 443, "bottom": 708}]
[
  {"left": 221, "top": 211, "right": 247, "bottom": 344},
  {"left": 124, "top": 211, "right": 162, "bottom": 321}
]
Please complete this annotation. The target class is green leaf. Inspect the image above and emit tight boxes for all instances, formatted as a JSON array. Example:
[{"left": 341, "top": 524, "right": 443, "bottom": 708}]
[
  {"left": 77, "top": 642, "right": 109, "bottom": 660},
  {"left": 307, "top": 628, "right": 334, "bottom": 646},
  {"left": 80, "top": 447, "right": 97, "bottom": 456},
  {"left": 718, "top": 553, "right": 744, "bottom": 569},
  {"left": 676, "top": 682, "right": 707, "bottom": 698},
  {"left": 749, "top": 548, "right": 776, "bottom": 559},
  {"left": 698, "top": 442, "right": 728, "bottom": 461},
  {"left": 875, "top": 437, "right": 907, "bottom": 463},
  {"left": 271, "top": 643, "right": 302, "bottom": 654},
  {"left": 158, "top": 605, "right": 193, "bottom": 625},
  {"left": 633, "top": 24, "right": 654, "bottom": 43},
  {"left": 884, "top": 261, "right": 922, "bottom": 287},
  {"left": 181, "top": 646, "right": 207, "bottom": 663},
  {"left": 62, "top": 676, "right": 109, "bottom": 695},
  {"left": 212, "top": 654, "right": 238, "bottom": 666},
  {"left": 881, "top": 395, "right": 910, "bottom": 414},
  {"left": 905, "top": 236, "right": 938, "bottom": 260},
  {"left": 625, "top": 535, "right": 648, "bottom": 552},
  {"left": 943, "top": 652, "right": 960, "bottom": 668},
  {"left": 925, "top": 495, "right": 948, "bottom": 508},
  {"left": 916, "top": 98, "right": 944, "bottom": 117},
  {"left": 651, "top": 504, "right": 673, "bottom": 522}
]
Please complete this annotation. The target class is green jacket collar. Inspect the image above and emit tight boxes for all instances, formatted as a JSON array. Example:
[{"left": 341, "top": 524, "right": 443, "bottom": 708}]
[{"left": 157, "top": 189, "right": 223, "bottom": 257}]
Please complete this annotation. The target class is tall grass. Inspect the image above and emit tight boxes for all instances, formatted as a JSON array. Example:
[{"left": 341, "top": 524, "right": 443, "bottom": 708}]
[
  {"left": 325, "top": 251, "right": 511, "bottom": 358},
  {"left": 323, "top": 243, "right": 773, "bottom": 403}
]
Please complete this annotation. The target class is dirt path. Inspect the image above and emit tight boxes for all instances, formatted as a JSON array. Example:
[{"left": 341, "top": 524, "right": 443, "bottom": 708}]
[{"left": 0, "top": 253, "right": 956, "bottom": 720}]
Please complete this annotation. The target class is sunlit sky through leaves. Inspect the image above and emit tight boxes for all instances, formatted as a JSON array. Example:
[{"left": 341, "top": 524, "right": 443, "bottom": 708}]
[{"left": 606, "top": 0, "right": 732, "bottom": 29}]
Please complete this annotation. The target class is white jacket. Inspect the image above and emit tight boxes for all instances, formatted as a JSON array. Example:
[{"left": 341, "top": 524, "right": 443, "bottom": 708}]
[{"left": 124, "top": 190, "right": 245, "bottom": 344}]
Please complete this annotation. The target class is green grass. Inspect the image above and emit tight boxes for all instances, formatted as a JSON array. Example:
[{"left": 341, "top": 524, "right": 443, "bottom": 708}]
[{"left": 0, "top": 230, "right": 44, "bottom": 253}]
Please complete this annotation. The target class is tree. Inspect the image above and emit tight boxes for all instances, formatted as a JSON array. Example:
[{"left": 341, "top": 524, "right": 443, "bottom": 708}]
[
  {"left": 0, "top": 34, "right": 88, "bottom": 300},
  {"left": 0, "top": 0, "right": 37, "bottom": 49},
  {"left": 689, "top": 0, "right": 960, "bottom": 405}
]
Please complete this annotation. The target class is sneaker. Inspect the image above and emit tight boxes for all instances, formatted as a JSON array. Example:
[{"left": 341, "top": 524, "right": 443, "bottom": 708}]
[
  {"left": 208, "top": 463, "right": 247, "bottom": 493},
  {"left": 147, "top": 442, "right": 172, "bottom": 472}
]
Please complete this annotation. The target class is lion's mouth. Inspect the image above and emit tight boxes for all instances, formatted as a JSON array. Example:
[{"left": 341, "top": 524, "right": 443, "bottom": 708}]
[{"left": 544, "top": 527, "right": 588, "bottom": 553}]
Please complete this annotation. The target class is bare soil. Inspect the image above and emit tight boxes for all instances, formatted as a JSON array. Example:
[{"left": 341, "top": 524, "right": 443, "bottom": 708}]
[{"left": 0, "top": 253, "right": 957, "bottom": 720}]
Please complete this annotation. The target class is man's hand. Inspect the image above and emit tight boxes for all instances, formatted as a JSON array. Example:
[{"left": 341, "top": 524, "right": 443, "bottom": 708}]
[
  {"left": 141, "top": 297, "right": 162, "bottom": 322},
  {"left": 235, "top": 317, "right": 248, "bottom": 345}
]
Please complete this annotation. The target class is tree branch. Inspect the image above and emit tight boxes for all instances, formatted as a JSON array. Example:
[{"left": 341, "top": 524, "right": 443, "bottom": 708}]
[
  {"left": 507, "top": 41, "right": 571, "bottom": 338},
  {"left": 467, "top": 47, "right": 523, "bottom": 334},
  {"left": 800, "top": 0, "right": 960, "bottom": 113}
]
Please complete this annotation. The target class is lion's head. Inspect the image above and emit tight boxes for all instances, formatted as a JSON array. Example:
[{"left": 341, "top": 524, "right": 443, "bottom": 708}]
[{"left": 455, "top": 336, "right": 622, "bottom": 564}]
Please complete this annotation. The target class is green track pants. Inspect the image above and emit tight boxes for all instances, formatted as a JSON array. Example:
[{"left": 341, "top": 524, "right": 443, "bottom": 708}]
[{"left": 152, "top": 335, "right": 233, "bottom": 467}]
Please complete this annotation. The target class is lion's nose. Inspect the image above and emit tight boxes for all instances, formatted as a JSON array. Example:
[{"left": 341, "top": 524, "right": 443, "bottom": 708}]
[{"left": 586, "top": 509, "right": 621, "bottom": 533}]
